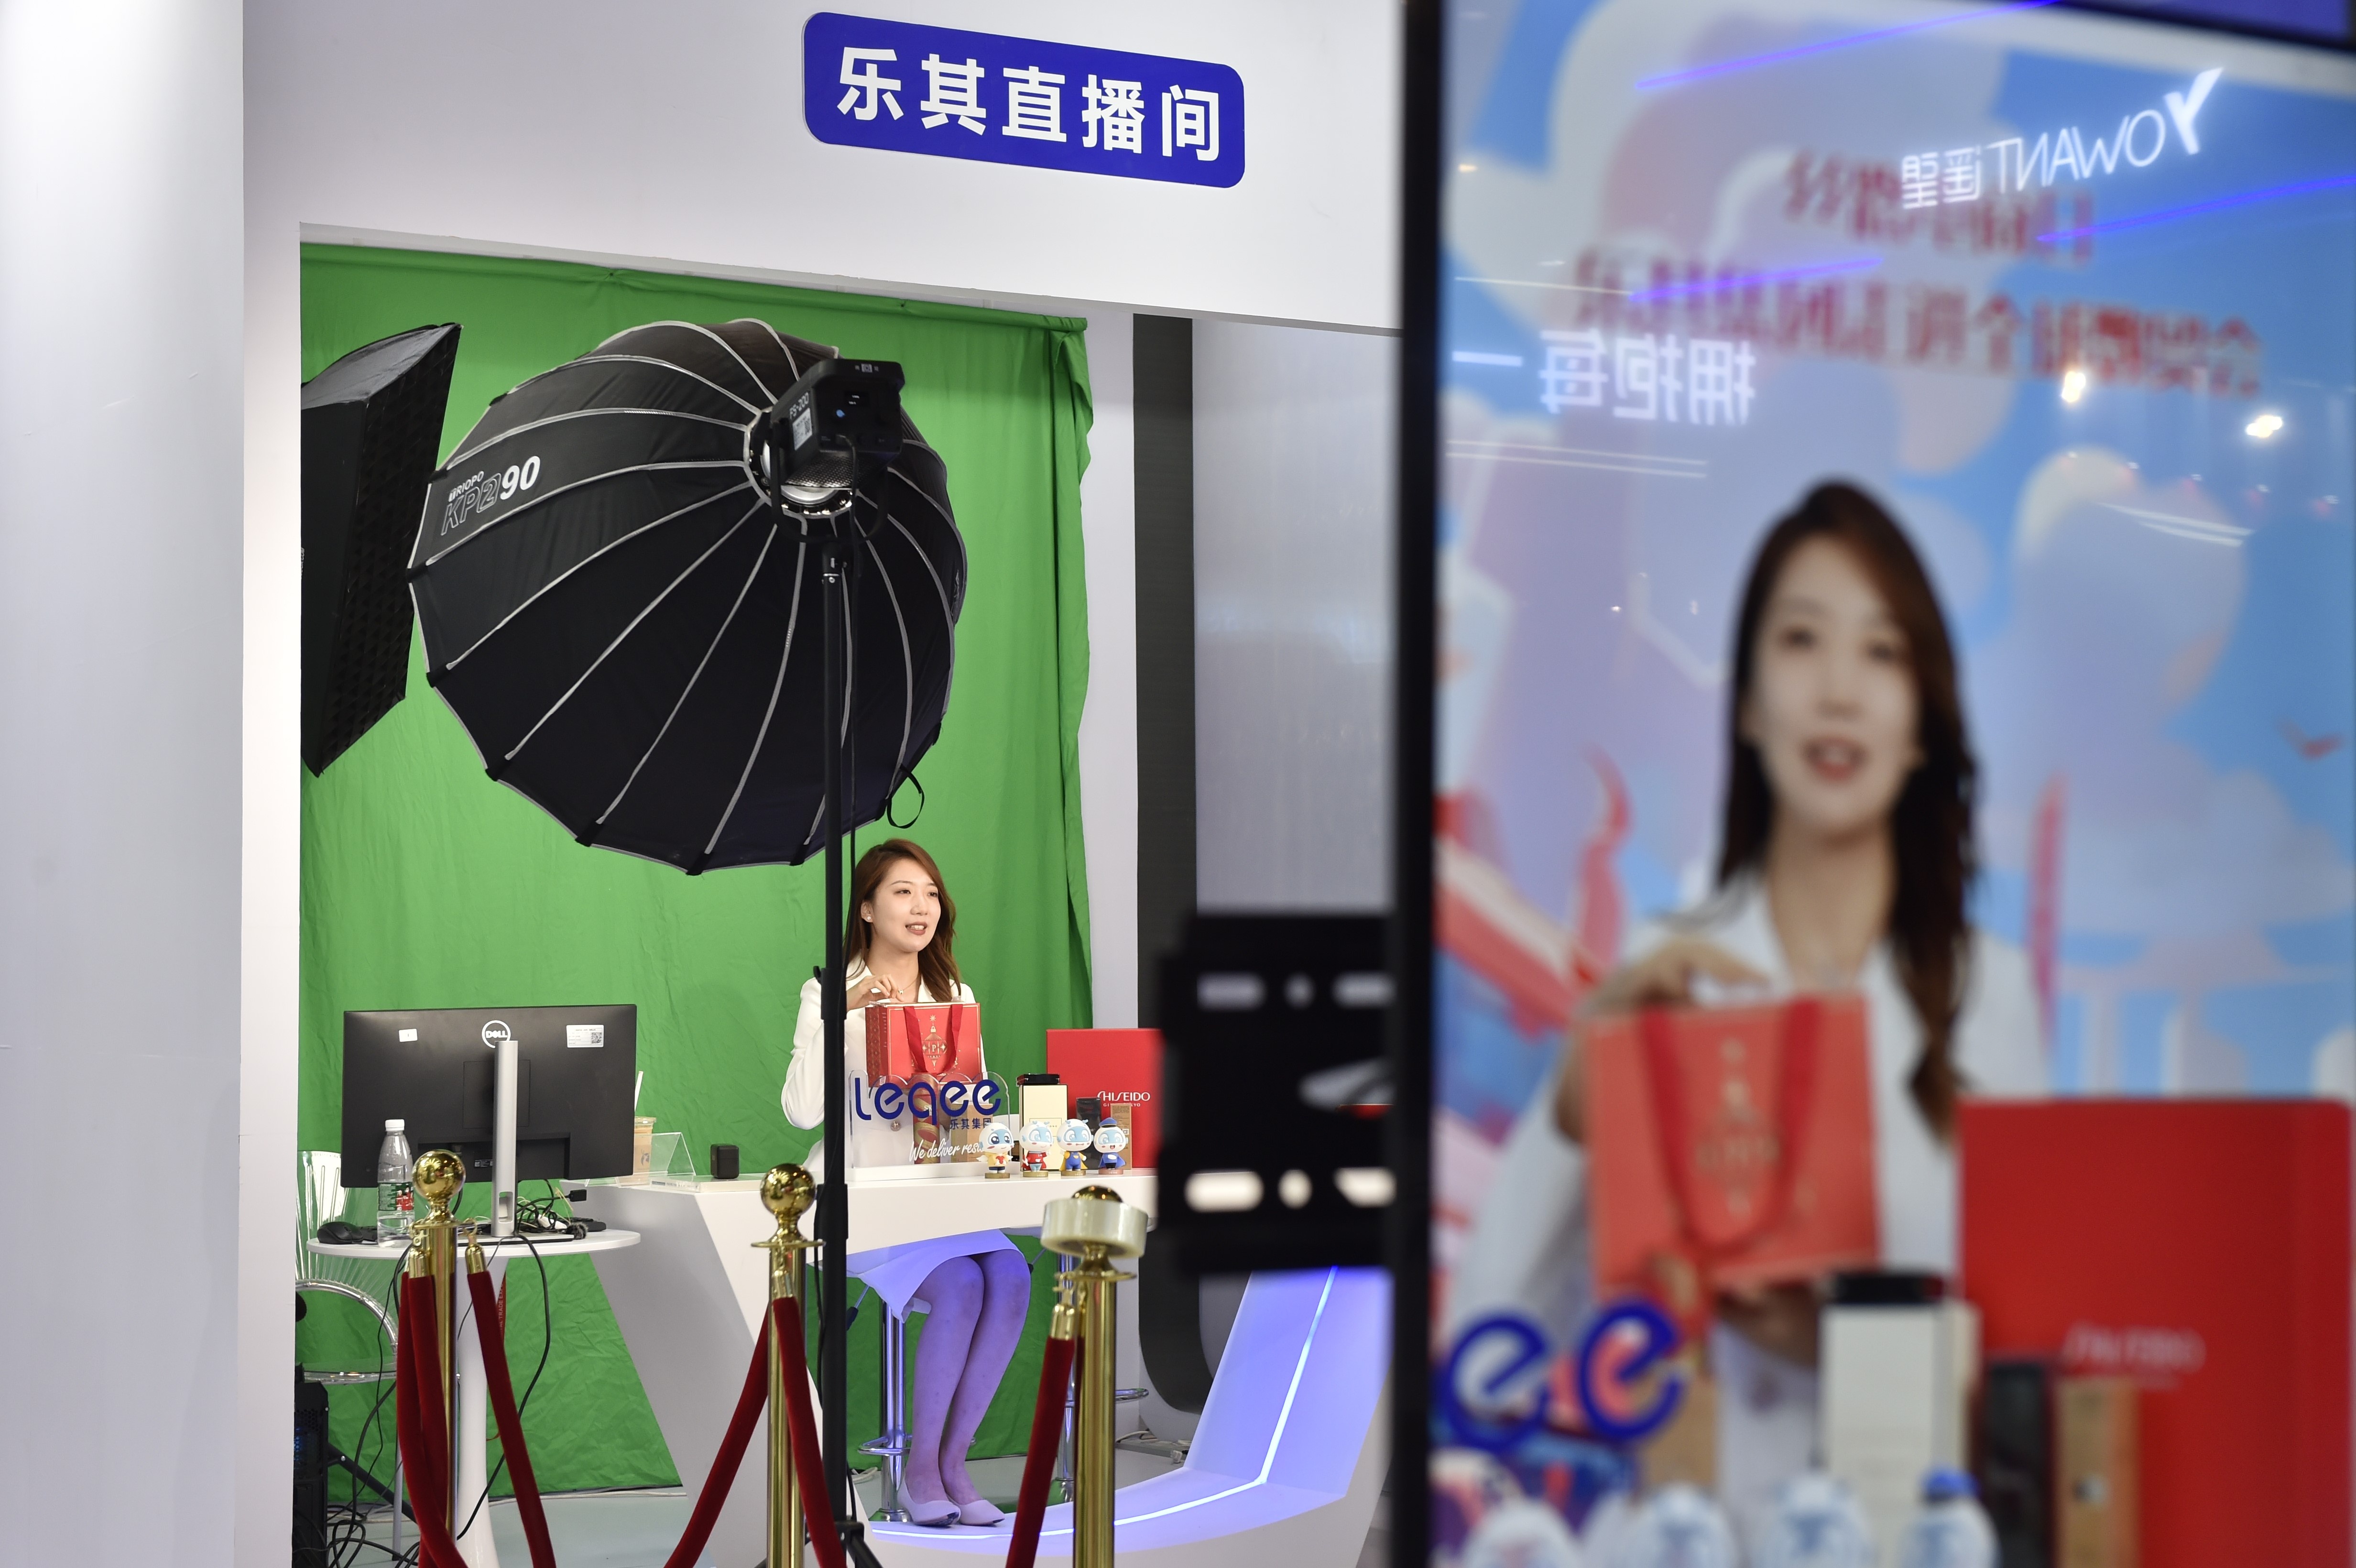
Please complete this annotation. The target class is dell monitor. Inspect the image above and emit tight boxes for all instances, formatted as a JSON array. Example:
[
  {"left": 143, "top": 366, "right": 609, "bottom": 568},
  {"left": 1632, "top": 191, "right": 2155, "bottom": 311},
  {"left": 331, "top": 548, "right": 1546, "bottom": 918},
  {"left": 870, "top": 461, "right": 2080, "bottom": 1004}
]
[{"left": 339, "top": 1005, "right": 638, "bottom": 1194}]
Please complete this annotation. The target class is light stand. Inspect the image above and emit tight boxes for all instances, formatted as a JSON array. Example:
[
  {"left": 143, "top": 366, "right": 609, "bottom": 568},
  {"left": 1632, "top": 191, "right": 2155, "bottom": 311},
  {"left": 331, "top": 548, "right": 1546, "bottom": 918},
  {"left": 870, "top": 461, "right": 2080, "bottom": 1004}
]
[
  {"left": 761, "top": 354, "right": 906, "bottom": 1568},
  {"left": 820, "top": 529, "right": 872, "bottom": 1563}
]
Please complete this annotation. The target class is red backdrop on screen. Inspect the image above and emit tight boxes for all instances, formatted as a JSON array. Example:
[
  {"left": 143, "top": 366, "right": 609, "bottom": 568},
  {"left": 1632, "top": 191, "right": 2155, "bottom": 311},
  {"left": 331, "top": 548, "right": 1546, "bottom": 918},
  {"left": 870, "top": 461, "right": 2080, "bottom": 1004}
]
[
  {"left": 1960, "top": 1100, "right": 2352, "bottom": 1568},
  {"left": 1046, "top": 1028, "right": 1161, "bottom": 1170}
]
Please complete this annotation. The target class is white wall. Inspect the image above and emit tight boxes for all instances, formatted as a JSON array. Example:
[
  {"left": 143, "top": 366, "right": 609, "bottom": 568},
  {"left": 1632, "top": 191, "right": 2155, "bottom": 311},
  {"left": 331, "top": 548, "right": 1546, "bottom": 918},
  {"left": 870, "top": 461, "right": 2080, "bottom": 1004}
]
[
  {"left": 1194, "top": 320, "right": 1397, "bottom": 911},
  {"left": 1077, "top": 313, "right": 1140, "bottom": 1026},
  {"left": 252, "top": 0, "right": 1398, "bottom": 333},
  {"left": 0, "top": 2, "right": 247, "bottom": 1563}
]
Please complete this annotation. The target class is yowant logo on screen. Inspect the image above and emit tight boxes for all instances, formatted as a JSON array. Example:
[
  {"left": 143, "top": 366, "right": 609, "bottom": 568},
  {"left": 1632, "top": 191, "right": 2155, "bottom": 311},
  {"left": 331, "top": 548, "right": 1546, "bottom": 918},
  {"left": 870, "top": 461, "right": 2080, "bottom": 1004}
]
[{"left": 1896, "top": 67, "right": 2222, "bottom": 210}]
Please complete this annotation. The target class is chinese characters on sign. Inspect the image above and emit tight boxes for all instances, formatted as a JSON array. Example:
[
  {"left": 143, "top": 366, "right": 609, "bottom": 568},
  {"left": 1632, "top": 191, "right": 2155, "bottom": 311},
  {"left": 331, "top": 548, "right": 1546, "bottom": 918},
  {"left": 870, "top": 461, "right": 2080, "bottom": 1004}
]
[
  {"left": 1538, "top": 331, "right": 1759, "bottom": 425},
  {"left": 806, "top": 12, "right": 1245, "bottom": 187},
  {"left": 1787, "top": 151, "right": 2093, "bottom": 263},
  {"left": 1552, "top": 247, "right": 2263, "bottom": 397}
]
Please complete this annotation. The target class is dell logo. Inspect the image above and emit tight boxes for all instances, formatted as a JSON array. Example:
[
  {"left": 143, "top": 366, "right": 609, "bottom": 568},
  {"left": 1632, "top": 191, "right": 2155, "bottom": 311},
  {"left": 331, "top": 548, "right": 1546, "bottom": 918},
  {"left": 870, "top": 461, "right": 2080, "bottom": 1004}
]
[{"left": 481, "top": 1020, "right": 513, "bottom": 1049}]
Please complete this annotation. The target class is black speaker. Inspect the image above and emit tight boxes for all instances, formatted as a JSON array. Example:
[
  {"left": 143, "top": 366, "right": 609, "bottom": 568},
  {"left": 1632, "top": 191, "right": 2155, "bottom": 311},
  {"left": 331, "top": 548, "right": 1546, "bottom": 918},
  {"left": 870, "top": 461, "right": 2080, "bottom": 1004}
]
[
  {"left": 293, "top": 1367, "right": 329, "bottom": 1565},
  {"left": 301, "top": 324, "right": 461, "bottom": 774},
  {"left": 1980, "top": 1356, "right": 2055, "bottom": 1568},
  {"left": 710, "top": 1143, "right": 741, "bottom": 1181}
]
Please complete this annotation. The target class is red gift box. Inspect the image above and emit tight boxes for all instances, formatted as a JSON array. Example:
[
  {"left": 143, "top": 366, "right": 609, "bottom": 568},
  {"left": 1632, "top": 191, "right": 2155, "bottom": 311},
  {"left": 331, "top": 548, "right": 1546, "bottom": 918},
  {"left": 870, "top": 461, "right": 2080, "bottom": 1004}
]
[
  {"left": 1585, "top": 994, "right": 1879, "bottom": 1307},
  {"left": 1961, "top": 1100, "right": 2352, "bottom": 1568},
  {"left": 1046, "top": 1027, "right": 1162, "bottom": 1170}
]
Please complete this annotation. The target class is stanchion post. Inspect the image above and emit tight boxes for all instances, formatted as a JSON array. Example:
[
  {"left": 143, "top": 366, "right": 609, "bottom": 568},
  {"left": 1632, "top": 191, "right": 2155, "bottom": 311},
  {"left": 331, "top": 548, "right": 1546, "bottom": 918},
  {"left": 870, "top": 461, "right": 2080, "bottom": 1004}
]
[
  {"left": 406, "top": 1148, "right": 466, "bottom": 1530},
  {"left": 760, "top": 1165, "right": 820, "bottom": 1568},
  {"left": 1042, "top": 1187, "right": 1148, "bottom": 1568}
]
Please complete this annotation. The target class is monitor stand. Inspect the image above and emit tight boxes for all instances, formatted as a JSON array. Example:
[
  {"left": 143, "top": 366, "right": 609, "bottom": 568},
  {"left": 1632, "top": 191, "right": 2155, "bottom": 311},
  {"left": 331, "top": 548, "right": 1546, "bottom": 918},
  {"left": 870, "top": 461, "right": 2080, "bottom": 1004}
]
[{"left": 492, "top": 1034, "right": 518, "bottom": 1238}]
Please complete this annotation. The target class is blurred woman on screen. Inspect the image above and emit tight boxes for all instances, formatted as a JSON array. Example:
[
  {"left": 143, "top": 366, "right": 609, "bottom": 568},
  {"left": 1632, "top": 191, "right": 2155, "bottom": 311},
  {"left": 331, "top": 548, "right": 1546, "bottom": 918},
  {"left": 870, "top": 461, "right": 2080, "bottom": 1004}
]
[
  {"left": 782, "top": 838, "right": 1025, "bottom": 1528},
  {"left": 1451, "top": 482, "right": 2045, "bottom": 1524}
]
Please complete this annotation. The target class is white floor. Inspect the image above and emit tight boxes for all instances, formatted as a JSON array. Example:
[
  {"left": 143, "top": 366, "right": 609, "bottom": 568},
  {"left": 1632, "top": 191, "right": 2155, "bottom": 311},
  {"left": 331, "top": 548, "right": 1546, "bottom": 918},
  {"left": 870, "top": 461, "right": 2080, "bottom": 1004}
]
[{"left": 331, "top": 1455, "right": 1388, "bottom": 1568}]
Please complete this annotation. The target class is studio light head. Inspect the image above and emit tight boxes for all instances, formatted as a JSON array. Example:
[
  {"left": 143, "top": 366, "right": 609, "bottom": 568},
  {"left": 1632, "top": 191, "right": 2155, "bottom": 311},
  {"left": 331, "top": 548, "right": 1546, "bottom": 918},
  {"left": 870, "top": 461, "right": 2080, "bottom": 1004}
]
[{"left": 756, "top": 357, "right": 906, "bottom": 513}]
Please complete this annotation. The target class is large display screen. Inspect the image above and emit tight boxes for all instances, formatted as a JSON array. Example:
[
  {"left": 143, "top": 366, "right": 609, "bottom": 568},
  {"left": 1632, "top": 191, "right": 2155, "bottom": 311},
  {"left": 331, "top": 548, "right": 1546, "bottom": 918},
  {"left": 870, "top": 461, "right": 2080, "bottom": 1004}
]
[{"left": 1430, "top": 0, "right": 2356, "bottom": 1557}]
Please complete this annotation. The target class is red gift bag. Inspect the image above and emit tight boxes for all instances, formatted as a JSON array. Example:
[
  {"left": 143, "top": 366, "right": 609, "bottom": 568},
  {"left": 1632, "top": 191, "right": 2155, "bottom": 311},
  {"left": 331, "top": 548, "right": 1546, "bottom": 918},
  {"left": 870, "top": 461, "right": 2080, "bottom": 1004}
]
[
  {"left": 1586, "top": 994, "right": 1878, "bottom": 1312},
  {"left": 862, "top": 1002, "right": 988, "bottom": 1155}
]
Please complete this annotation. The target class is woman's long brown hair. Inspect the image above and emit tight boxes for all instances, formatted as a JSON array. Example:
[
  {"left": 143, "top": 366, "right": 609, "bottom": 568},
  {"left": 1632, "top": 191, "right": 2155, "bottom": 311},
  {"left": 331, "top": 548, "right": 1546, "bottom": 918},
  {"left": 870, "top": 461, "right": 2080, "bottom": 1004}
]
[
  {"left": 1718, "top": 482, "right": 1977, "bottom": 1139},
  {"left": 845, "top": 838, "right": 962, "bottom": 1001}
]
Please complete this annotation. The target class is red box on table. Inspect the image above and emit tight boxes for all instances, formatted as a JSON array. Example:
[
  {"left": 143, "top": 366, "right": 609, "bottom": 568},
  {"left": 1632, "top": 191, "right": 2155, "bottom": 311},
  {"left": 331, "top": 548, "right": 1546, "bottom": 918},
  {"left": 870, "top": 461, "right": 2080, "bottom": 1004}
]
[
  {"left": 1960, "top": 1100, "right": 2351, "bottom": 1568},
  {"left": 1585, "top": 994, "right": 1878, "bottom": 1303},
  {"left": 1046, "top": 1027, "right": 1162, "bottom": 1169}
]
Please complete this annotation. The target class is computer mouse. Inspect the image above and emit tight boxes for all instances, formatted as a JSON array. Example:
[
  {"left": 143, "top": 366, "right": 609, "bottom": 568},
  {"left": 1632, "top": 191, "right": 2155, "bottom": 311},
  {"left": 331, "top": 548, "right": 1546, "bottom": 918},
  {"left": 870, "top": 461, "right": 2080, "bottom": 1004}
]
[{"left": 317, "top": 1220, "right": 376, "bottom": 1246}]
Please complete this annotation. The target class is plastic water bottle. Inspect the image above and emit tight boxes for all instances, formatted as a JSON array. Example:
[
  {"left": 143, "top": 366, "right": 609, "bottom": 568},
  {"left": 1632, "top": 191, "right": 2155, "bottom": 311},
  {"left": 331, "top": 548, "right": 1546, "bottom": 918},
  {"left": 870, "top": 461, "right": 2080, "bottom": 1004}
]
[
  {"left": 1599, "top": 1484, "right": 1737, "bottom": 1568},
  {"left": 1897, "top": 1469, "right": 1996, "bottom": 1568},
  {"left": 375, "top": 1119, "right": 415, "bottom": 1240},
  {"left": 1753, "top": 1471, "right": 1875, "bottom": 1568}
]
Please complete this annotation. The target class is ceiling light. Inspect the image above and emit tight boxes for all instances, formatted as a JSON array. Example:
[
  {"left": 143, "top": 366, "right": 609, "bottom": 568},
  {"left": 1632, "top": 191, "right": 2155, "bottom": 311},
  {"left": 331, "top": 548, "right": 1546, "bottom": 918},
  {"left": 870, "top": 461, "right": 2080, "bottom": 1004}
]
[
  {"left": 2059, "top": 368, "right": 2088, "bottom": 405},
  {"left": 2247, "top": 412, "right": 2284, "bottom": 440}
]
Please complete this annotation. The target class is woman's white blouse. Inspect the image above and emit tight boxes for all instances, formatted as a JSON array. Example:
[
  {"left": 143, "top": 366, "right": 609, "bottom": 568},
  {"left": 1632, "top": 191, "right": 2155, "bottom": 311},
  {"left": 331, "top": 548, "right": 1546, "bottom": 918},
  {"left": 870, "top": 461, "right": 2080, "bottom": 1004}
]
[{"left": 781, "top": 963, "right": 981, "bottom": 1182}]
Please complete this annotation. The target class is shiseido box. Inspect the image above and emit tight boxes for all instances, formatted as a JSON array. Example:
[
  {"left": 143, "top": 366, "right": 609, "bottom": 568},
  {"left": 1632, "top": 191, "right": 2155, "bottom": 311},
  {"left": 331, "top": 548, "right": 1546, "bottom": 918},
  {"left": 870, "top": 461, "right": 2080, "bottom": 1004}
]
[{"left": 1962, "top": 1101, "right": 2351, "bottom": 1568}]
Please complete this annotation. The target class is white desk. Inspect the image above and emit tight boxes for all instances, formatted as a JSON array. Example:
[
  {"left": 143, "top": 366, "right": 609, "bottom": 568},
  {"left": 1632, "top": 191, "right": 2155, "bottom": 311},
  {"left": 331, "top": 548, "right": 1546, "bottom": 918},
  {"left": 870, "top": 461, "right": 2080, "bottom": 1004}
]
[
  {"left": 309, "top": 1229, "right": 641, "bottom": 1568},
  {"left": 579, "top": 1171, "right": 1156, "bottom": 1568}
]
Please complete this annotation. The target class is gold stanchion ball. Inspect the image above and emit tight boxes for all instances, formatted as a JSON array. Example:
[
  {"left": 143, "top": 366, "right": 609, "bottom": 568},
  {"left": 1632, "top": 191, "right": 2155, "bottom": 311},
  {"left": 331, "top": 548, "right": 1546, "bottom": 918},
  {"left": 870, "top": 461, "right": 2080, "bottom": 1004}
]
[
  {"left": 412, "top": 1148, "right": 466, "bottom": 1207},
  {"left": 762, "top": 1163, "right": 815, "bottom": 1225}
]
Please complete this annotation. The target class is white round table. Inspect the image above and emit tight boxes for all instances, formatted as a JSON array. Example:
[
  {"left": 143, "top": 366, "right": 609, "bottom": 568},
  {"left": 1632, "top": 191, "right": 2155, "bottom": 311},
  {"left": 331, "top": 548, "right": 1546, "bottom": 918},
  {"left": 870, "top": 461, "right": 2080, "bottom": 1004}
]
[{"left": 308, "top": 1229, "right": 641, "bottom": 1568}]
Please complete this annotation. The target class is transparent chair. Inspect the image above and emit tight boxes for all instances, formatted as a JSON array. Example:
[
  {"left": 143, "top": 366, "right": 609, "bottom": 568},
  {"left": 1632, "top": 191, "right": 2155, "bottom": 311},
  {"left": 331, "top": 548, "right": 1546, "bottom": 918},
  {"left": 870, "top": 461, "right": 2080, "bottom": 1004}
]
[{"left": 296, "top": 1150, "right": 406, "bottom": 1548}]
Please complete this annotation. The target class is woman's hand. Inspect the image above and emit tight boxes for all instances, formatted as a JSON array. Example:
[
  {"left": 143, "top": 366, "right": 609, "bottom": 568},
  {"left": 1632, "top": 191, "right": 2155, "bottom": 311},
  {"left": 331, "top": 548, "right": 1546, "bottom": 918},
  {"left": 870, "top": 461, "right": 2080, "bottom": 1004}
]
[
  {"left": 847, "top": 975, "right": 904, "bottom": 1011},
  {"left": 1584, "top": 937, "right": 1769, "bottom": 1018},
  {"left": 1552, "top": 938, "right": 1768, "bottom": 1141},
  {"left": 1716, "top": 1281, "right": 1822, "bottom": 1368}
]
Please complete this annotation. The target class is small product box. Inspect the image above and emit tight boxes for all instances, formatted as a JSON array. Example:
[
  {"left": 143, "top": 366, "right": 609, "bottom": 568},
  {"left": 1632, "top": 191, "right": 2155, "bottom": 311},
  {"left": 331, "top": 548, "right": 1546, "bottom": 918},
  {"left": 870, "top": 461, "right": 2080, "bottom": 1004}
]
[
  {"left": 2058, "top": 1376, "right": 2138, "bottom": 1568},
  {"left": 1019, "top": 1076, "right": 1067, "bottom": 1132},
  {"left": 1822, "top": 1273, "right": 1979, "bottom": 1554}
]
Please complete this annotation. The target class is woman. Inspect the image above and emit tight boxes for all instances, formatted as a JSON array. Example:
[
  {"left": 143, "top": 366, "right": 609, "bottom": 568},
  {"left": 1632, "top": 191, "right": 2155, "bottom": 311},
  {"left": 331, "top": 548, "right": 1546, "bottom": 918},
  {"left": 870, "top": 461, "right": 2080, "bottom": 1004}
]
[
  {"left": 782, "top": 838, "right": 1027, "bottom": 1528},
  {"left": 1451, "top": 483, "right": 2044, "bottom": 1526}
]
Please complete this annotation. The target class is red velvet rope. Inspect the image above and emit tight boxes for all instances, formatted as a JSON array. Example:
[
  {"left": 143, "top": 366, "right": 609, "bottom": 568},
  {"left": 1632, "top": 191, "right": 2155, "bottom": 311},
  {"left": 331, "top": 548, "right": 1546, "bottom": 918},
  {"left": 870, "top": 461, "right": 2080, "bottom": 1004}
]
[
  {"left": 774, "top": 1296, "right": 851, "bottom": 1568},
  {"left": 396, "top": 1274, "right": 469, "bottom": 1568},
  {"left": 468, "top": 1267, "right": 557, "bottom": 1568},
  {"left": 403, "top": 1276, "right": 456, "bottom": 1508},
  {"left": 389, "top": 1275, "right": 863, "bottom": 1568},
  {"left": 1004, "top": 1329, "right": 1079, "bottom": 1568},
  {"left": 655, "top": 1296, "right": 779, "bottom": 1568}
]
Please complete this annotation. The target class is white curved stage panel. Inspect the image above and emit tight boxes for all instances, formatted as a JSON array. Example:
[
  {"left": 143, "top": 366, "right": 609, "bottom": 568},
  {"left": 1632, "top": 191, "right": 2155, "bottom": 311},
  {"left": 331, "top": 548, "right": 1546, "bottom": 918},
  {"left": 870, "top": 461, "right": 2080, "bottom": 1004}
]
[{"left": 867, "top": 1266, "right": 1393, "bottom": 1568}]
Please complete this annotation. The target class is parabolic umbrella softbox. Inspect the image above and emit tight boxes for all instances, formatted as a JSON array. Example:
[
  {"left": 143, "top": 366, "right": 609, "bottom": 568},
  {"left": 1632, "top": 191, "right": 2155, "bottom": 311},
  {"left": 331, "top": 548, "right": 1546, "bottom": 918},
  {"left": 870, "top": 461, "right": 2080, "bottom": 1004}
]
[{"left": 408, "top": 319, "right": 964, "bottom": 871}]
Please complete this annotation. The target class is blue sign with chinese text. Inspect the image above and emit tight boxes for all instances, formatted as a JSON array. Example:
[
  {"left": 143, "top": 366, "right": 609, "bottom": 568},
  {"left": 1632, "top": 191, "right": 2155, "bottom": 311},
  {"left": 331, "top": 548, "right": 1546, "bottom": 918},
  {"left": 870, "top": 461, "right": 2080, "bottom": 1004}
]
[{"left": 804, "top": 13, "right": 1245, "bottom": 188}]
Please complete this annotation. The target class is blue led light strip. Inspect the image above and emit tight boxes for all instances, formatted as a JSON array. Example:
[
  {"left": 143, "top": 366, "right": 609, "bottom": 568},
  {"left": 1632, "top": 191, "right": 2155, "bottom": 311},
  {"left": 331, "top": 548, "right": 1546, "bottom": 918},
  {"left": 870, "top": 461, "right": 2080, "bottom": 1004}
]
[
  {"left": 2039, "top": 172, "right": 2356, "bottom": 242},
  {"left": 1627, "top": 256, "right": 1882, "bottom": 303},
  {"left": 1637, "top": 0, "right": 2062, "bottom": 90}
]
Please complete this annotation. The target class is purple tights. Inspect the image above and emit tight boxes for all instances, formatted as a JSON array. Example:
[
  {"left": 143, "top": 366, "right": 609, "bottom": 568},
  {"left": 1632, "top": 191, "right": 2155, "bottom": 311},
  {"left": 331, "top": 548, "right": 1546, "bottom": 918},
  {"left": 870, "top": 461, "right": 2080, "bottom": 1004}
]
[{"left": 903, "top": 1250, "right": 1033, "bottom": 1510}]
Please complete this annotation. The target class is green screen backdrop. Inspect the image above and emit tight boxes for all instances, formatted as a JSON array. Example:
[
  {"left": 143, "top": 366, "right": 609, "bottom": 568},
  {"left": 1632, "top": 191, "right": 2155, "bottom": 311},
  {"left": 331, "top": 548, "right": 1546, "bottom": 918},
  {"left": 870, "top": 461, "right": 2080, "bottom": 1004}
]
[{"left": 294, "top": 244, "right": 1095, "bottom": 1498}]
